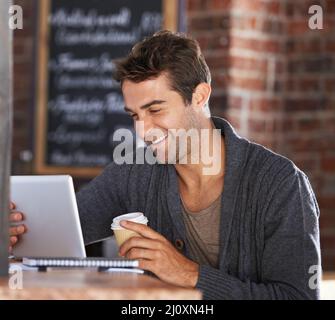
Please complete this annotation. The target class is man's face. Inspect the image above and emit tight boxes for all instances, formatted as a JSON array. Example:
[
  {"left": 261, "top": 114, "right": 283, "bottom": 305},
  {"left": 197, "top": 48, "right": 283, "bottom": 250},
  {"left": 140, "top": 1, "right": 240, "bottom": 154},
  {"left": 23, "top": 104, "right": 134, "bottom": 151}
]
[{"left": 122, "top": 73, "right": 200, "bottom": 163}]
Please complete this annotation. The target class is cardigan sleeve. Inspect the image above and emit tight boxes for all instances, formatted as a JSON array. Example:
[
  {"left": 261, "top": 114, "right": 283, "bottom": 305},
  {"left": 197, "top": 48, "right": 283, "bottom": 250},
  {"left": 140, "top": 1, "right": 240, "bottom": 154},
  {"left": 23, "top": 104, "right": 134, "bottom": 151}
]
[
  {"left": 76, "top": 162, "right": 130, "bottom": 245},
  {"left": 196, "top": 169, "right": 321, "bottom": 300}
]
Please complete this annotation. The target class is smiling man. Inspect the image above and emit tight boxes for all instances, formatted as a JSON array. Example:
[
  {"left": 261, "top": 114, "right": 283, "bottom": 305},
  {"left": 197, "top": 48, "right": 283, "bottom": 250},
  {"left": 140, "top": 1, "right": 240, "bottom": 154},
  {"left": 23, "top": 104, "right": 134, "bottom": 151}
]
[{"left": 10, "top": 31, "right": 321, "bottom": 299}]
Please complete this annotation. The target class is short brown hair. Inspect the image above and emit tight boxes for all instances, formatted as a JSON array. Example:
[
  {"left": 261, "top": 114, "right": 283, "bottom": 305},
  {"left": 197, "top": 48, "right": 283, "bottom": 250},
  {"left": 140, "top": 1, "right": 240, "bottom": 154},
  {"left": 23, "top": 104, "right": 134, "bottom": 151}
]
[{"left": 114, "top": 30, "right": 211, "bottom": 105}]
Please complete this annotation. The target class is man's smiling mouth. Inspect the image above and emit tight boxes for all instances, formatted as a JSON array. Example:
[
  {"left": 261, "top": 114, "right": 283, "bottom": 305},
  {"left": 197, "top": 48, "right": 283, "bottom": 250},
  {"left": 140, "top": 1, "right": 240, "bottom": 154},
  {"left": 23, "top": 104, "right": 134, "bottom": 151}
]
[{"left": 151, "top": 134, "right": 168, "bottom": 145}]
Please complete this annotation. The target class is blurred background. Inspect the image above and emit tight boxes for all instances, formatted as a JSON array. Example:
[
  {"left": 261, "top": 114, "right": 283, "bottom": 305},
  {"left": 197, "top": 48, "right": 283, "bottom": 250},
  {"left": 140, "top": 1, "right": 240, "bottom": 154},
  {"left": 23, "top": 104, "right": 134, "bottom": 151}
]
[{"left": 11, "top": 0, "right": 334, "bottom": 270}]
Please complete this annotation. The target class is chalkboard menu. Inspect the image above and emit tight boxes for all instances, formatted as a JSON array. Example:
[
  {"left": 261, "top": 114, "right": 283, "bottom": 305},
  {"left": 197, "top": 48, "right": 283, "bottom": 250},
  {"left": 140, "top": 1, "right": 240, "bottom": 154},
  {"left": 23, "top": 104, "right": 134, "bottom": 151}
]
[{"left": 35, "top": 0, "right": 178, "bottom": 177}]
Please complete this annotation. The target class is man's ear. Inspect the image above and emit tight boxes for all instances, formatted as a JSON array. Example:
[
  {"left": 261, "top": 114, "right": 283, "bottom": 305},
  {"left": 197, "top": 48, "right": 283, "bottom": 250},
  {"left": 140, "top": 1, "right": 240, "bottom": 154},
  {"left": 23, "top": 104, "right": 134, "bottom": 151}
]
[{"left": 191, "top": 83, "right": 211, "bottom": 110}]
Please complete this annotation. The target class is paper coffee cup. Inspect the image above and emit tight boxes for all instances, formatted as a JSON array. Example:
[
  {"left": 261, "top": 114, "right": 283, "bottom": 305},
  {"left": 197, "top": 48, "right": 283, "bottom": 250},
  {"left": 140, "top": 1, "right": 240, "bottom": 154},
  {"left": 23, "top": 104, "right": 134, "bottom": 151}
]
[{"left": 111, "top": 212, "right": 148, "bottom": 247}]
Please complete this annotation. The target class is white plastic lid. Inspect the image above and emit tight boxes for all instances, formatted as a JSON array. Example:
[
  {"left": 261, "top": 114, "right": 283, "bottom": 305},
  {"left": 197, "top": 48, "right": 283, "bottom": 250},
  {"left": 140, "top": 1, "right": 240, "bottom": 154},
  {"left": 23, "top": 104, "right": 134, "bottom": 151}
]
[{"left": 111, "top": 212, "right": 148, "bottom": 230}]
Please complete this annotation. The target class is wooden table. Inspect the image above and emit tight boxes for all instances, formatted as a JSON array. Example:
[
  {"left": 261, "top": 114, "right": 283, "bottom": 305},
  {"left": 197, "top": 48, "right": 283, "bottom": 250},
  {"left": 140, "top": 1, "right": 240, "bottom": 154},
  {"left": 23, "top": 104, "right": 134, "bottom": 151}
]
[{"left": 0, "top": 268, "right": 202, "bottom": 300}]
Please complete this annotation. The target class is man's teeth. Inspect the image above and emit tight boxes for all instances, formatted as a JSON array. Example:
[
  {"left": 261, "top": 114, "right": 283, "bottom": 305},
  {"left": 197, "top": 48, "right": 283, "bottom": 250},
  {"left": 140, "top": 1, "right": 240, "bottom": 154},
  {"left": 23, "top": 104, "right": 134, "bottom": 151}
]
[{"left": 152, "top": 135, "right": 167, "bottom": 145}]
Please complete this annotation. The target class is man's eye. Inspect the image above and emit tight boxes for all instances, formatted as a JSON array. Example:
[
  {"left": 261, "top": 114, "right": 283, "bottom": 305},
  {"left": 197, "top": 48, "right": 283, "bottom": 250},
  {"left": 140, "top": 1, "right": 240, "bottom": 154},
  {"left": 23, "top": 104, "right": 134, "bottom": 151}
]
[
  {"left": 149, "top": 109, "right": 161, "bottom": 113},
  {"left": 130, "top": 114, "right": 138, "bottom": 120}
]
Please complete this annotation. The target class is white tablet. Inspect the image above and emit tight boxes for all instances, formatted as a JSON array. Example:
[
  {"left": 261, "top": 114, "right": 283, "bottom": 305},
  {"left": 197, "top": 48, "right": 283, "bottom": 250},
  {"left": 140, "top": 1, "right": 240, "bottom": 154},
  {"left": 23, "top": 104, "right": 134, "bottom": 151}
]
[{"left": 10, "top": 175, "right": 86, "bottom": 258}]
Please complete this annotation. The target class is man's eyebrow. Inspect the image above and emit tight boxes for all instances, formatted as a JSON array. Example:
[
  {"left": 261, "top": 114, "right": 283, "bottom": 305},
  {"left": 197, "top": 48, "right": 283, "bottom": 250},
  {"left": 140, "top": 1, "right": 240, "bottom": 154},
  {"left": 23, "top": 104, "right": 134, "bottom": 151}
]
[{"left": 124, "top": 100, "right": 166, "bottom": 113}]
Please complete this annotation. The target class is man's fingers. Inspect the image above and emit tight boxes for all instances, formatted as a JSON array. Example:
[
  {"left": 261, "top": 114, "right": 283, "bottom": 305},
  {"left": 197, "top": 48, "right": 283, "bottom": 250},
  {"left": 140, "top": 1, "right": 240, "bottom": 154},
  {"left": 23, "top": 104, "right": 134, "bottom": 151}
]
[
  {"left": 120, "top": 221, "right": 163, "bottom": 240},
  {"left": 9, "top": 225, "right": 26, "bottom": 236},
  {"left": 119, "top": 237, "right": 163, "bottom": 257},
  {"left": 138, "top": 259, "right": 156, "bottom": 273},
  {"left": 9, "top": 202, "right": 16, "bottom": 210},
  {"left": 10, "top": 236, "right": 18, "bottom": 245},
  {"left": 126, "top": 248, "right": 159, "bottom": 261},
  {"left": 9, "top": 212, "right": 24, "bottom": 222}
]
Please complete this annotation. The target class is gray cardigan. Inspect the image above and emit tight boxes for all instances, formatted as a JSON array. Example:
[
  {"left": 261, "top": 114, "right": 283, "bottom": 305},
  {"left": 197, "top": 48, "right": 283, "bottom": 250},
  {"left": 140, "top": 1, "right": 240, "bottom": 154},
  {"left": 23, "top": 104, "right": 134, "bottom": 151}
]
[{"left": 77, "top": 117, "right": 321, "bottom": 300}]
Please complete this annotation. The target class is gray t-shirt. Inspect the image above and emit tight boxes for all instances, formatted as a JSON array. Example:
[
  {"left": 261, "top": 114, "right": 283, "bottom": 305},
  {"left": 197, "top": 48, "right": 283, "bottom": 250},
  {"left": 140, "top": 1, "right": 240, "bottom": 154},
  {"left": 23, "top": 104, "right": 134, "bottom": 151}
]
[{"left": 181, "top": 195, "right": 221, "bottom": 268}]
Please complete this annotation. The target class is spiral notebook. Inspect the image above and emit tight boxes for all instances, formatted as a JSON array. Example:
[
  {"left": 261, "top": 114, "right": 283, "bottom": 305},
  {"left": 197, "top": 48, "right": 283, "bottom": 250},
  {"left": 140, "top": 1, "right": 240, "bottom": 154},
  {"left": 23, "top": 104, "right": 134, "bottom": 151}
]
[{"left": 22, "top": 257, "right": 143, "bottom": 273}]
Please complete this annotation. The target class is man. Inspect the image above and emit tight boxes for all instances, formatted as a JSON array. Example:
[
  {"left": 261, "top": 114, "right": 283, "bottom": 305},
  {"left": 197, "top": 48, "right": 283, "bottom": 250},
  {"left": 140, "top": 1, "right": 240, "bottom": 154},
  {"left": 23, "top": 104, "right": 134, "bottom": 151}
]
[{"left": 9, "top": 31, "right": 321, "bottom": 299}]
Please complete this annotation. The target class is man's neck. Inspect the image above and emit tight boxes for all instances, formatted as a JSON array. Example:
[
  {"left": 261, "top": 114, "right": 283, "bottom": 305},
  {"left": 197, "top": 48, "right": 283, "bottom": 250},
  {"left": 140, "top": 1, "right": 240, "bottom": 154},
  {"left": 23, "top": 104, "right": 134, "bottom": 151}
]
[{"left": 175, "top": 121, "right": 225, "bottom": 191}]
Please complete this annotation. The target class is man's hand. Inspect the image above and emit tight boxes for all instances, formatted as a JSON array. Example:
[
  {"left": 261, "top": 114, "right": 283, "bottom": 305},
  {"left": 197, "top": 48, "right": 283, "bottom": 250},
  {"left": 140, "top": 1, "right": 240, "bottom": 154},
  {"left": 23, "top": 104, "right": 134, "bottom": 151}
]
[
  {"left": 8, "top": 202, "right": 27, "bottom": 253},
  {"left": 119, "top": 220, "right": 199, "bottom": 288}
]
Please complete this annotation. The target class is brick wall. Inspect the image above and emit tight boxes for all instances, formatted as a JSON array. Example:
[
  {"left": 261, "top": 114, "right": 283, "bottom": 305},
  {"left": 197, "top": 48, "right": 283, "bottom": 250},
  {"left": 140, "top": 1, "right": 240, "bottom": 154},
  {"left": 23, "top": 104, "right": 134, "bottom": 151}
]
[
  {"left": 187, "top": 0, "right": 335, "bottom": 270},
  {"left": 12, "top": 0, "right": 335, "bottom": 270},
  {"left": 283, "top": 0, "right": 335, "bottom": 271}
]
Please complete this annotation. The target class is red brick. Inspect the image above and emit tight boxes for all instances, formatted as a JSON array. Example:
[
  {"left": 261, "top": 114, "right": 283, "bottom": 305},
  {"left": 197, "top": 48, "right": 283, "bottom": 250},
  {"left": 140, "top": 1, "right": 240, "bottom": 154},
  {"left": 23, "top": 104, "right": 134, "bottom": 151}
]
[
  {"left": 187, "top": 0, "right": 232, "bottom": 12},
  {"left": 286, "top": 137, "right": 335, "bottom": 153},
  {"left": 205, "top": 53, "right": 229, "bottom": 70},
  {"left": 230, "top": 36, "right": 282, "bottom": 53},
  {"left": 197, "top": 33, "right": 229, "bottom": 52},
  {"left": 320, "top": 212, "right": 335, "bottom": 230},
  {"left": 322, "top": 254, "right": 335, "bottom": 271},
  {"left": 211, "top": 72, "right": 227, "bottom": 89},
  {"left": 294, "top": 156, "right": 319, "bottom": 173},
  {"left": 209, "top": 94, "right": 227, "bottom": 115},
  {"left": 284, "top": 78, "right": 298, "bottom": 91},
  {"left": 266, "top": 1, "right": 281, "bottom": 15},
  {"left": 285, "top": 2, "right": 294, "bottom": 17},
  {"left": 327, "top": 0, "right": 335, "bottom": 13},
  {"left": 228, "top": 55, "right": 268, "bottom": 72},
  {"left": 249, "top": 135, "right": 276, "bottom": 149},
  {"left": 297, "top": 118, "right": 321, "bottom": 131},
  {"left": 230, "top": 15, "right": 257, "bottom": 31},
  {"left": 187, "top": 0, "right": 201, "bottom": 12},
  {"left": 321, "top": 156, "right": 335, "bottom": 172},
  {"left": 229, "top": 75, "right": 266, "bottom": 91},
  {"left": 326, "top": 40, "right": 335, "bottom": 52},
  {"left": 318, "top": 196, "right": 335, "bottom": 208},
  {"left": 231, "top": 0, "right": 280, "bottom": 14},
  {"left": 320, "top": 234, "right": 335, "bottom": 251},
  {"left": 325, "top": 117, "right": 335, "bottom": 132},
  {"left": 325, "top": 79, "right": 335, "bottom": 93},
  {"left": 286, "top": 40, "right": 298, "bottom": 54},
  {"left": 249, "top": 98, "right": 280, "bottom": 112},
  {"left": 287, "top": 20, "right": 311, "bottom": 36},
  {"left": 275, "top": 61, "right": 284, "bottom": 73},
  {"left": 286, "top": 1, "right": 324, "bottom": 17},
  {"left": 207, "top": 0, "right": 232, "bottom": 11},
  {"left": 303, "top": 38, "right": 322, "bottom": 54},
  {"left": 231, "top": 0, "right": 262, "bottom": 11},
  {"left": 225, "top": 114, "right": 241, "bottom": 131},
  {"left": 323, "top": 18, "right": 335, "bottom": 33},
  {"left": 282, "top": 119, "right": 295, "bottom": 131},
  {"left": 195, "top": 35, "right": 209, "bottom": 50},
  {"left": 248, "top": 118, "right": 267, "bottom": 132},
  {"left": 306, "top": 57, "right": 334, "bottom": 73},
  {"left": 189, "top": 13, "right": 230, "bottom": 31},
  {"left": 288, "top": 56, "right": 334, "bottom": 74},
  {"left": 227, "top": 95, "right": 243, "bottom": 111},
  {"left": 257, "top": 17, "right": 283, "bottom": 34},
  {"left": 284, "top": 98, "right": 327, "bottom": 112},
  {"left": 297, "top": 78, "right": 321, "bottom": 91},
  {"left": 327, "top": 98, "right": 335, "bottom": 111}
]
